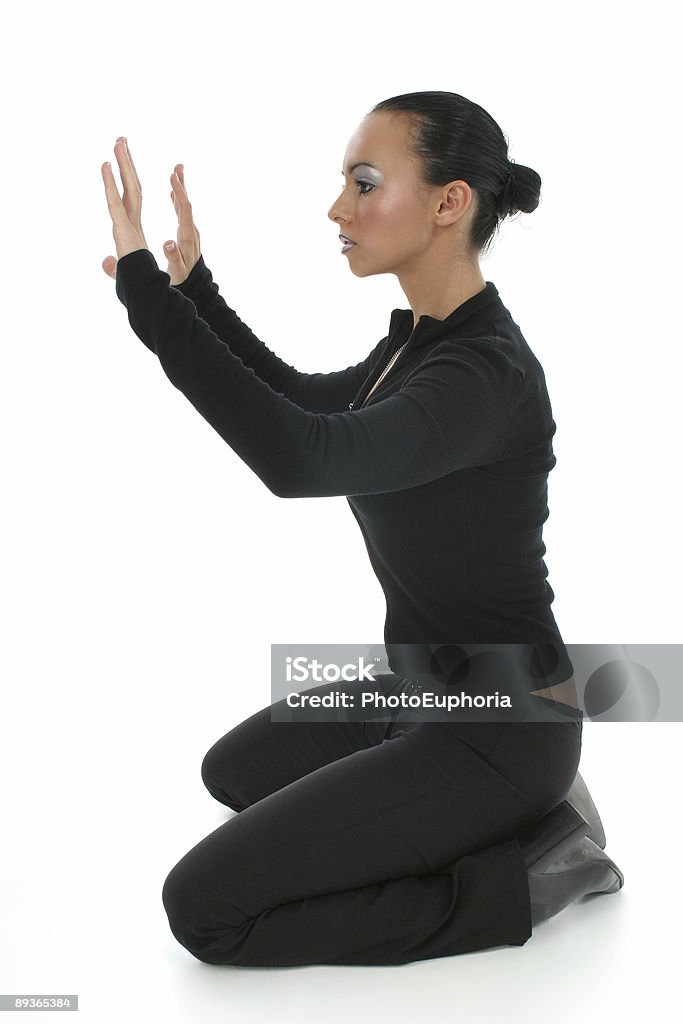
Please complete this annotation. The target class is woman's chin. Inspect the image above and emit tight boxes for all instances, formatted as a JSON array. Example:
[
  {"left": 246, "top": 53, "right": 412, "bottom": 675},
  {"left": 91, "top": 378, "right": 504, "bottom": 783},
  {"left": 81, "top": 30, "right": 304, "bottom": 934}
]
[{"left": 347, "top": 255, "right": 382, "bottom": 279}]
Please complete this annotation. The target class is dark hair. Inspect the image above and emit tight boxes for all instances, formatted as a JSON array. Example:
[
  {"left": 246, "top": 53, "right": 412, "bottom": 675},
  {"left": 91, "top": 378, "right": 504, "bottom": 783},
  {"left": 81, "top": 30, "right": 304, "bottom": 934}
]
[{"left": 368, "top": 90, "right": 542, "bottom": 256}]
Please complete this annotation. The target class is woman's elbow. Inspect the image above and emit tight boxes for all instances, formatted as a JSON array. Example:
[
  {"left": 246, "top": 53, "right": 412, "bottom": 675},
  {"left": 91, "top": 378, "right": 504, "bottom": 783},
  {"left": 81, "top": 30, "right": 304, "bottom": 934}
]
[
  {"left": 260, "top": 462, "right": 328, "bottom": 499},
  {"left": 258, "top": 463, "right": 303, "bottom": 499}
]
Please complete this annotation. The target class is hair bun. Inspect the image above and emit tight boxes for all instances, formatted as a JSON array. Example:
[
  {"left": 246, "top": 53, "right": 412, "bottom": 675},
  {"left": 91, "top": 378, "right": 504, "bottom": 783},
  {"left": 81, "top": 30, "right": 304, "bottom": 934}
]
[{"left": 504, "top": 161, "right": 541, "bottom": 216}]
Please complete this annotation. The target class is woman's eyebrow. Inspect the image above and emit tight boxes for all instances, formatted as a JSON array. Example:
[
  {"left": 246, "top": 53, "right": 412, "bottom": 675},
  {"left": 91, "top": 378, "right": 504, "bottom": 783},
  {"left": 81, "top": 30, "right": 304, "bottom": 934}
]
[{"left": 341, "top": 162, "right": 379, "bottom": 175}]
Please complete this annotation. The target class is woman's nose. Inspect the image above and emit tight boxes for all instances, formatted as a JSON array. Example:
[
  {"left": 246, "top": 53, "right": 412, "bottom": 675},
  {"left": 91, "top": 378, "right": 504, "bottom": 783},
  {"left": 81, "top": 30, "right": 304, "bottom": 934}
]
[
  {"left": 327, "top": 200, "right": 340, "bottom": 223},
  {"left": 328, "top": 191, "right": 349, "bottom": 224}
]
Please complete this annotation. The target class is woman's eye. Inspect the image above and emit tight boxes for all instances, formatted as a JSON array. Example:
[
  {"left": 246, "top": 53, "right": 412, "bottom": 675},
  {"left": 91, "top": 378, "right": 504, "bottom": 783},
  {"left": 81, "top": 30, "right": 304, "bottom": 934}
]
[{"left": 357, "top": 180, "right": 374, "bottom": 195}]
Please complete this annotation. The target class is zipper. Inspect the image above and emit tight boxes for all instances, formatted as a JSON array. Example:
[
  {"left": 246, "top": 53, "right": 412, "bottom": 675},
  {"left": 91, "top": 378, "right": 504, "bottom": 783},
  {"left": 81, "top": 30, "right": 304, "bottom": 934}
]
[
  {"left": 359, "top": 341, "right": 409, "bottom": 408},
  {"left": 348, "top": 335, "right": 413, "bottom": 411}
]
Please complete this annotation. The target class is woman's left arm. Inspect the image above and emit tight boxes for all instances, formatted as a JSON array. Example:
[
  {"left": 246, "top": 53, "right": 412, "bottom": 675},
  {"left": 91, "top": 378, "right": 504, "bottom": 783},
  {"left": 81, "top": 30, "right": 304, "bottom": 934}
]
[
  {"left": 103, "top": 142, "right": 535, "bottom": 499},
  {"left": 114, "top": 248, "right": 535, "bottom": 498}
]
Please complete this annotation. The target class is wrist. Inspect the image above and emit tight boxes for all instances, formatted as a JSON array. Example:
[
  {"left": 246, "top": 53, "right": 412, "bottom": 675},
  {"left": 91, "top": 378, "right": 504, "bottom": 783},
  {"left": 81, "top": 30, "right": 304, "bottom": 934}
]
[{"left": 173, "top": 254, "right": 209, "bottom": 295}]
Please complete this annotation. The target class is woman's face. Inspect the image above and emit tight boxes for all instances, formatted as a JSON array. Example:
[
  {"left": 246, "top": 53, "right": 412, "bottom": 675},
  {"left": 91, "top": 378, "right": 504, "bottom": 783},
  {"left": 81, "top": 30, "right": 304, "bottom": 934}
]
[{"left": 328, "top": 111, "right": 441, "bottom": 279}]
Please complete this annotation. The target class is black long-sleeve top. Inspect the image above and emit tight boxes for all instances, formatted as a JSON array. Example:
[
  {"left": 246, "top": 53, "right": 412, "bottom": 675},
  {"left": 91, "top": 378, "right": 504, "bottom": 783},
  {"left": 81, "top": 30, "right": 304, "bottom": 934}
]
[{"left": 115, "top": 249, "right": 574, "bottom": 685}]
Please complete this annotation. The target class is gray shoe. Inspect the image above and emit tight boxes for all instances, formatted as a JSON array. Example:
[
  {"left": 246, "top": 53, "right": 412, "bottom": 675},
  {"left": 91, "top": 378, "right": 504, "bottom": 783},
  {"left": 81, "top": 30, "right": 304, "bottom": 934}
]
[
  {"left": 565, "top": 772, "right": 607, "bottom": 850},
  {"left": 518, "top": 800, "right": 591, "bottom": 873},
  {"left": 528, "top": 835, "right": 624, "bottom": 927}
]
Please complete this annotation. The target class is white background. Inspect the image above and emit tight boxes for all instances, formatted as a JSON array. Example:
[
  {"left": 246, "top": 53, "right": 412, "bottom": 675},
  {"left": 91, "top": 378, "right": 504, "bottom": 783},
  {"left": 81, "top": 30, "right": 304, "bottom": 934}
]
[{"left": 1, "top": 0, "right": 680, "bottom": 1020}]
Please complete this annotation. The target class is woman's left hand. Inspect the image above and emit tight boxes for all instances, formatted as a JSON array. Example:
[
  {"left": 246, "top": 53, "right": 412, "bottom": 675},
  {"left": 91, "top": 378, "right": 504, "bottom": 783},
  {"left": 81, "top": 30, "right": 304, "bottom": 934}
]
[{"left": 101, "top": 137, "right": 150, "bottom": 279}]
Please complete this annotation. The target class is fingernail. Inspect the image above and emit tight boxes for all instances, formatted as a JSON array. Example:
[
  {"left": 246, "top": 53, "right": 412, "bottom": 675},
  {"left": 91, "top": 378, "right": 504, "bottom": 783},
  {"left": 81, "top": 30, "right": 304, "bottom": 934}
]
[{"left": 165, "top": 242, "right": 175, "bottom": 251}]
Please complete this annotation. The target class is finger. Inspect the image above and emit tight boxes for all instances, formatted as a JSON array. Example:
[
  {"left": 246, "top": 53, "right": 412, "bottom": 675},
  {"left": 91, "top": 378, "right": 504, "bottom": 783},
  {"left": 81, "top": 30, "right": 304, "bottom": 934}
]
[
  {"left": 122, "top": 138, "right": 143, "bottom": 193},
  {"left": 163, "top": 239, "right": 188, "bottom": 285},
  {"left": 101, "top": 161, "right": 148, "bottom": 254},
  {"left": 175, "top": 163, "right": 187, "bottom": 193},
  {"left": 101, "top": 254, "right": 118, "bottom": 279},
  {"left": 101, "top": 161, "right": 127, "bottom": 228},
  {"left": 164, "top": 238, "right": 186, "bottom": 267},
  {"left": 114, "top": 137, "right": 142, "bottom": 221},
  {"left": 170, "top": 168, "right": 188, "bottom": 203},
  {"left": 171, "top": 169, "right": 196, "bottom": 237},
  {"left": 163, "top": 240, "right": 182, "bottom": 260}
]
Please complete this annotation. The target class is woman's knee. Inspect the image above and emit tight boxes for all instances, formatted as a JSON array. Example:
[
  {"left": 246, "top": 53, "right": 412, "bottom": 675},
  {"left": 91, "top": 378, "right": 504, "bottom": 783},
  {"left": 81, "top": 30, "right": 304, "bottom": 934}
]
[
  {"left": 161, "top": 857, "right": 244, "bottom": 965},
  {"left": 200, "top": 737, "right": 247, "bottom": 811}
]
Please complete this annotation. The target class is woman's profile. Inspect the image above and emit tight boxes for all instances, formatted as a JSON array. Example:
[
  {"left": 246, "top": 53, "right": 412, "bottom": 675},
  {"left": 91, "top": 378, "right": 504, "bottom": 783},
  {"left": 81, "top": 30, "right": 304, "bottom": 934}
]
[{"left": 101, "top": 90, "right": 624, "bottom": 967}]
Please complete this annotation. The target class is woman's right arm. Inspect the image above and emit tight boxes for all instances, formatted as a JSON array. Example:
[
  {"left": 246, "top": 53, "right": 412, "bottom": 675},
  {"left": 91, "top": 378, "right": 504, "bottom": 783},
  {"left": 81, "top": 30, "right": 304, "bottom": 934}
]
[{"left": 173, "top": 254, "right": 387, "bottom": 413}]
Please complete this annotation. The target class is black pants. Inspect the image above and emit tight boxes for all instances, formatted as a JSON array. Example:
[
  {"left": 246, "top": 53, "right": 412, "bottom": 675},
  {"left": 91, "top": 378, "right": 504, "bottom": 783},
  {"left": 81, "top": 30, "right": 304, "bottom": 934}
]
[{"left": 161, "top": 673, "right": 583, "bottom": 967}]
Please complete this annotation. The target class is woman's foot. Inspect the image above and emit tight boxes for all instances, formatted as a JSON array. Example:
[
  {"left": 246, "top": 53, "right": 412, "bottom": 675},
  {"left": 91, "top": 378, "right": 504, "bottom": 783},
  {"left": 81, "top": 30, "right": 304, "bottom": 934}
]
[
  {"left": 518, "top": 800, "right": 591, "bottom": 873},
  {"left": 527, "top": 835, "right": 624, "bottom": 926},
  {"left": 566, "top": 771, "right": 607, "bottom": 849}
]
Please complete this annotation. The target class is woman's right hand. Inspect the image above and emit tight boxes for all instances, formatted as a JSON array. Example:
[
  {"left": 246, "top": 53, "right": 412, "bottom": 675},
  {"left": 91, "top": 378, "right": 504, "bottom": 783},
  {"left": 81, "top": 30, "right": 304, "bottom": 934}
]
[{"left": 163, "top": 163, "right": 202, "bottom": 286}]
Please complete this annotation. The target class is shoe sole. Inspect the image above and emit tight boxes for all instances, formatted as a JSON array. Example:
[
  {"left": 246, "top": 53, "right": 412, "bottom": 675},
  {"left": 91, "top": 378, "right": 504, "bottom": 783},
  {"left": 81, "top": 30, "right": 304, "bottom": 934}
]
[
  {"left": 529, "top": 837, "right": 624, "bottom": 925},
  {"left": 542, "top": 836, "right": 625, "bottom": 894}
]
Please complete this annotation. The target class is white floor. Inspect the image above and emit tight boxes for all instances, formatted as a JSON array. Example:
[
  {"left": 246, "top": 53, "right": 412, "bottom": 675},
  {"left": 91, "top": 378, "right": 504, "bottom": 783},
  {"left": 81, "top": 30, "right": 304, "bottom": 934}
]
[{"left": 1, "top": 719, "right": 677, "bottom": 1023}]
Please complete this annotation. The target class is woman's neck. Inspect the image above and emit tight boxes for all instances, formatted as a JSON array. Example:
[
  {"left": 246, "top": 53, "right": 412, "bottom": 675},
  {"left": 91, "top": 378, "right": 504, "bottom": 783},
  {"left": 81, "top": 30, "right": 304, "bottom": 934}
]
[{"left": 399, "top": 255, "right": 487, "bottom": 328}]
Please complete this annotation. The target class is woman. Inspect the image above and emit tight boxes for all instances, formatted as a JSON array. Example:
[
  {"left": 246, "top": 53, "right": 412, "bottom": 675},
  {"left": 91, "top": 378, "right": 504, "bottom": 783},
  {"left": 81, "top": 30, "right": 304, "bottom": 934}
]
[{"left": 101, "top": 91, "right": 623, "bottom": 967}]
